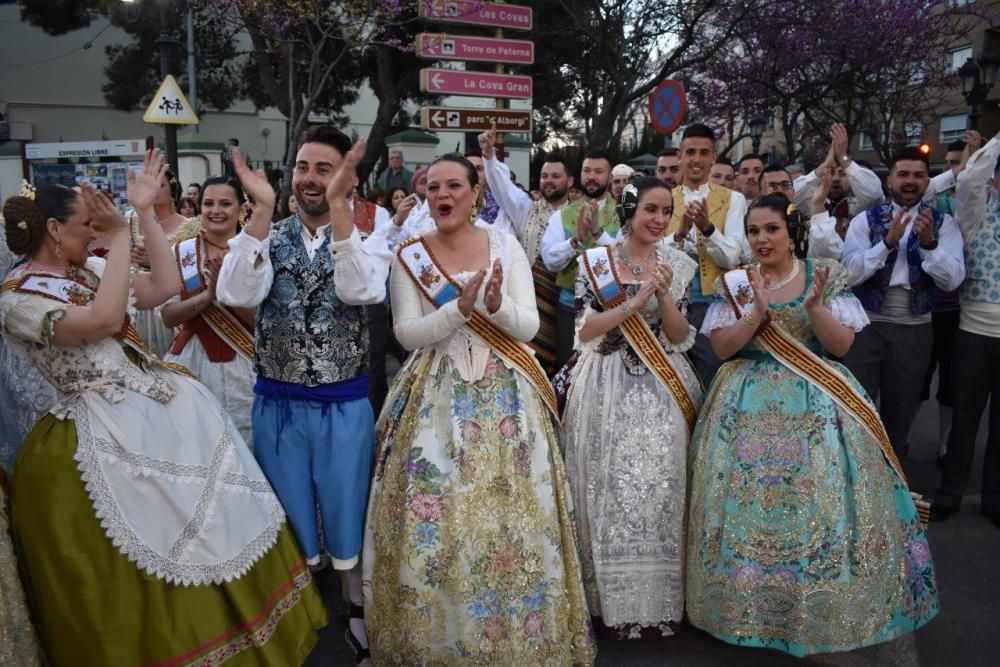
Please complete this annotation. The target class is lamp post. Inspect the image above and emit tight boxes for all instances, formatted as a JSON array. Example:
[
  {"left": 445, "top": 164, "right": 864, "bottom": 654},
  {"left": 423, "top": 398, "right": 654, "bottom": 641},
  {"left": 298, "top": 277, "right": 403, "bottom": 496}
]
[
  {"left": 958, "top": 53, "right": 1000, "bottom": 131},
  {"left": 749, "top": 115, "right": 767, "bottom": 154}
]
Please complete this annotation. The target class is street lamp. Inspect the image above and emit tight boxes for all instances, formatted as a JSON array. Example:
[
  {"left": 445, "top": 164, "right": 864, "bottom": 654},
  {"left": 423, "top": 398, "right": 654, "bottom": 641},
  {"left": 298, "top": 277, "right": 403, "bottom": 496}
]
[
  {"left": 748, "top": 115, "right": 767, "bottom": 154},
  {"left": 958, "top": 53, "right": 1000, "bottom": 131}
]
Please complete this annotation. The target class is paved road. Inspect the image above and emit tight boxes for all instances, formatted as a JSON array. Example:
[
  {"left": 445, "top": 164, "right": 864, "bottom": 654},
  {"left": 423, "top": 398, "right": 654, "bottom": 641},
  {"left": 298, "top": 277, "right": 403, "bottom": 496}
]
[{"left": 305, "top": 396, "right": 1000, "bottom": 666}]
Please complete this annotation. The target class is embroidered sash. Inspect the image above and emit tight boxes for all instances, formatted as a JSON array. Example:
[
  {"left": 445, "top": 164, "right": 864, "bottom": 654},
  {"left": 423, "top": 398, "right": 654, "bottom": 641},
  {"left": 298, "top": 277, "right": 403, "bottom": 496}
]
[
  {"left": 175, "top": 236, "right": 255, "bottom": 361},
  {"left": 4, "top": 271, "right": 196, "bottom": 379},
  {"left": 581, "top": 247, "right": 699, "bottom": 431},
  {"left": 396, "top": 237, "right": 559, "bottom": 420},
  {"left": 719, "top": 268, "right": 930, "bottom": 525}
]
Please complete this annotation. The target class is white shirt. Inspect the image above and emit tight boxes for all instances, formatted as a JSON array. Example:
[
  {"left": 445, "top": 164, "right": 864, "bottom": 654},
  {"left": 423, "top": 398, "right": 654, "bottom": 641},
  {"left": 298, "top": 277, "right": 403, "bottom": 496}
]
[
  {"left": 216, "top": 223, "right": 393, "bottom": 309},
  {"left": 540, "top": 197, "right": 618, "bottom": 273},
  {"left": 803, "top": 211, "right": 845, "bottom": 260},
  {"left": 673, "top": 183, "right": 749, "bottom": 268},
  {"left": 841, "top": 202, "right": 965, "bottom": 292},
  {"left": 793, "top": 162, "right": 884, "bottom": 218},
  {"left": 483, "top": 155, "right": 566, "bottom": 237}
]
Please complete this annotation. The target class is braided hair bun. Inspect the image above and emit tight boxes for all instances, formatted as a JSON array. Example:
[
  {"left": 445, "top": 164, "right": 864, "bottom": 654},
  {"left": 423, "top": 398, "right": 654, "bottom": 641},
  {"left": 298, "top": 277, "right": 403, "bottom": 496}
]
[{"left": 3, "top": 184, "right": 79, "bottom": 257}]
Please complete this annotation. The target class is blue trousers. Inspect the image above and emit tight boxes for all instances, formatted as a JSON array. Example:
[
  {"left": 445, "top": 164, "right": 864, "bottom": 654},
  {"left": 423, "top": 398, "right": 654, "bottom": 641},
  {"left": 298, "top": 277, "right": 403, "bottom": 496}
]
[{"left": 252, "top": 396, "right": 374, "bottom": 566}]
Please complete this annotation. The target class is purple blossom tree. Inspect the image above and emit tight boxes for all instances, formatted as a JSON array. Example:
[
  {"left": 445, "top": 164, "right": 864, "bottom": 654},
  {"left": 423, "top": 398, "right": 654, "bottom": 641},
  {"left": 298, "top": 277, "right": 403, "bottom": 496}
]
[{"left": 688, "top": 0, "right": 985, "bottom": 166}]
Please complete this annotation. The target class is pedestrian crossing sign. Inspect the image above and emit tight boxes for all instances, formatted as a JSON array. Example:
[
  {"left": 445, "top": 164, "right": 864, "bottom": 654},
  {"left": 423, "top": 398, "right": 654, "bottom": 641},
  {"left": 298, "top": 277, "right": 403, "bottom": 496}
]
[{"left": 143, "top": 75, "right": 199, "bottom": 125}]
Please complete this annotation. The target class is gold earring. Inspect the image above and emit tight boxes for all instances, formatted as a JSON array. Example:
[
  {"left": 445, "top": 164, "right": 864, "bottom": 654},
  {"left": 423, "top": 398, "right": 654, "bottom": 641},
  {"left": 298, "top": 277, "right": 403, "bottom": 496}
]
[
  {"left": 55, "top": 234, "right": 64, "bottom": 259},
  {"left": 469, "top": 205, "right": 479, "bottom": 224}
]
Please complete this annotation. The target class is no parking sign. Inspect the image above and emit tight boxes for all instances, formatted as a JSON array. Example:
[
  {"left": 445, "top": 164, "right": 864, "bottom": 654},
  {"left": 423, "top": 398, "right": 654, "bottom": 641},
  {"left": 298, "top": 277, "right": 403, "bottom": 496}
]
[{"left": 648, "top": 80, "right": 688, "bottom": 135}]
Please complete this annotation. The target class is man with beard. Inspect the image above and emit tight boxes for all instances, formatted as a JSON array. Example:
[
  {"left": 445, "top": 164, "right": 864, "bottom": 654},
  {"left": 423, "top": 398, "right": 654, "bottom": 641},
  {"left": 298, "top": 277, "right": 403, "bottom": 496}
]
[
  {"left": 611, "top": 163, "right": 635, "bottom": 199},
  {"left": 710, "top": 158, "right": 736, "bottom": 189},
  {"left": 735, "top": 153, "right": 765, "bottom": 201},
  {"left": 217, "top": 126, "right": 392, "bottom": 660},
  {"left": 842, "top": 146, "right": 965, "bottom": 458},
  {"left": 542, "top": 147, "right": 620, "bottom": 366},
  {"left": 667, "top": 122, "right": 748, "bottom": 385},
  {"left": 759, "top": 164, "right": 841, "bottom": 259},
  {"left": 656, "top": 147, "right": 681, "bottom": 188},
  {"left": 479, "top": 122, "right": 574, "bottom": 376}
]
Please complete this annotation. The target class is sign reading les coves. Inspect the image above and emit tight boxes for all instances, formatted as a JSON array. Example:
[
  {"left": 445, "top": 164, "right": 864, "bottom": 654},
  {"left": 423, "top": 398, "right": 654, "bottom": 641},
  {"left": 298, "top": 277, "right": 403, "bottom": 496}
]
[
  {"left": 420, "top": 68, "right": 532, "bottom": 99},
  {"left": 420, "top": 106, "right": 532, "bottom": 132},
  {"left": 419, "top": 0, "right": 532, "bottom": 30},
  {"left": 416, "top": 33, "right": 534, "bottom": 65}
]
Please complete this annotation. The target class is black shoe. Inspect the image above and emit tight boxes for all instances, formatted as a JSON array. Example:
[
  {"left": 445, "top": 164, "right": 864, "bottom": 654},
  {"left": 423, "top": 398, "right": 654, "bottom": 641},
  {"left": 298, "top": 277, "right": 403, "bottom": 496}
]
[
  {"left": 930, "top": 505, "right": 957, "bottom": 522},
  {"left": 346, "top": 602, "right": 371, "bottom": 665},
  {"left": 982, "top": 511, "right": 1000, "bottom": 530}
]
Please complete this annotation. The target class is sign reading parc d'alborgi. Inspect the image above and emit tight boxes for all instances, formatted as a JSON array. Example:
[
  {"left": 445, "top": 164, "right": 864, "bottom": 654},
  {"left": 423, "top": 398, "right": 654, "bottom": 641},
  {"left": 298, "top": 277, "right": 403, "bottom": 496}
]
[
  {"left": 416, "top": 33, "right": 534, "bottom": 65},
  {"left": 420, "top": 68, "right": 532, "bottom": 99},
  {"left": 421, "top": 107, "right": 532, "bottom": 133},
  {"left": 418, "top": 1, "right": 532, "bottom": 30}
]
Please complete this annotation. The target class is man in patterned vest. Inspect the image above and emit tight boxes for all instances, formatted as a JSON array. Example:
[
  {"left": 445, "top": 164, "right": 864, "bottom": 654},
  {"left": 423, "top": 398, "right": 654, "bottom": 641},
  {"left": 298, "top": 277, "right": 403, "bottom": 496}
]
[
  {"left": 541, "top": 147, "right": 620, "bottom": 367},
  {"left": 667, "top": 122, "right": 748, "bottom": 386},
  {"left": 842, "top": 146, "right": 965, "bottom": 458},
  {"left": 933, "top": 130, "right": 1000, "bottom": 528},
  {"left": 479, "top": 124, "right": 573, "bottom": 376},
  {"left": 216, "top": 125, "right": 391, "bottom": 658}
]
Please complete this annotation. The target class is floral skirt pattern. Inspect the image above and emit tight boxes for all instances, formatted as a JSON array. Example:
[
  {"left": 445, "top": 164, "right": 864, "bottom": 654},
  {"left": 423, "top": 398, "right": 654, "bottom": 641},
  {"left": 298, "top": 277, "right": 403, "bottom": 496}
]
[
  {"left": 686, "top": 357, "right": 939, "bottom": 657},
  {"left": 363, "top": 351, "right": 595, "bottom": 665}
]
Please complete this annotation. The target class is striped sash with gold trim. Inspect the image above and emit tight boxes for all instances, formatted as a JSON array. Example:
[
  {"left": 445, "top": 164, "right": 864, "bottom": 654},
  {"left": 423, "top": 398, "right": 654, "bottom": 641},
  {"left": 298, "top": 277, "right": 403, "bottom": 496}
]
[
  {"left": 720, "top": 268, "right": 929, "bottom": 525},
  {"left": 201, "top": 303, "right": 255, "bottom": 362},
  {"left": 581, "top": 246, "right": 699, "bottom": 431},
  {"left": 396, "top": 236, "right": 559, "bottom": 420}
]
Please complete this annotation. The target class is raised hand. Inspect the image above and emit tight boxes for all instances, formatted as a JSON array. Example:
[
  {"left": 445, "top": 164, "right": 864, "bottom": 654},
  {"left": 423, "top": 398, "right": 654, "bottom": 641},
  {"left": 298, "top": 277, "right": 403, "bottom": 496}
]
[
  {"left": 574, "top": 203, "right": 591, "bottom": 244},
  {"left": 831, "top": 123, "right": 849, "bottom": 165},
  {"left": 457, "top": 268, "right": 486, "bottom": 317},
  {"left": 913, "top": 207, "right": 936, "bottom": 246},
  {"left": 748, "top": 266, "right": 770, "bottom": 317},
  {"left": 653, "top": 262, "right": 674, "bottom": 299},
  {"left": 478, "top": 120, "right": 497, "bottom": 159},
  {"left": 325, "top": 138, "right": 367, "bottom": 208},
  {"left": 483, "top": 258, "right": 503, "bottom": 314},
  {"left": 393, "top": 193, "right": 418, "bottom": 226},
  {"left": 232, "top": 149, "right": 275, "bottom": 211},
  {"left": 586, "top": 198, "right": 601, "bottom": 234},
  {"left": 812, "top": 167, "right": 833, "bottom": 213},
  {"left": 81, "top": 181, "right": 127, "bottom": 235},
  {"left": 804, "top": 265, "right": 830, "bottom": 314},
  {"left": 884, "top": 206, "right": 910, "bottom": 250},
  {"left": 127, "top": 149, "right": 167, "bottom": 212}
]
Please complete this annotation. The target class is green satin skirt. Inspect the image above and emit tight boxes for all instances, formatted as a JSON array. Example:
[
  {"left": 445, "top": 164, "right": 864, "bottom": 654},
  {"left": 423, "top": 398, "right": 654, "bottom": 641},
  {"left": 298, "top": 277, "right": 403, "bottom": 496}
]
[{"left": 11, "top": 415, "right": 329, "bottom": 666}]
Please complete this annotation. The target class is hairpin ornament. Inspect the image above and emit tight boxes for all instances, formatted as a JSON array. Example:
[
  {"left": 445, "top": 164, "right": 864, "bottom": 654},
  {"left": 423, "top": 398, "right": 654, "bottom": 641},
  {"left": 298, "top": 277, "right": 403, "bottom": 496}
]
[{"left": 20, "top": 180, "right": 36, "bottom": 201}]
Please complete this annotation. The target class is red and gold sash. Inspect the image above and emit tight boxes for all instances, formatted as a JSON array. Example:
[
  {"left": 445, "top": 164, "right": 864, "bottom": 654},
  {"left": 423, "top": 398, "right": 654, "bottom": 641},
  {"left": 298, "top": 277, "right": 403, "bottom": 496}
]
[
  {"left": 396, "top": 236, "right": 559, "bottom": 420},
  {"left": 581, "top": 246, "right": 700, "bottom": 431},
  {"left": 2, "top": 270, "right": 195, "bottom": 379},
  {"left": 719, "top": 268, "right": 929, "bottom": 525},
  {"left": 174, "top": 235, "right": 255, "bottom": 362}
]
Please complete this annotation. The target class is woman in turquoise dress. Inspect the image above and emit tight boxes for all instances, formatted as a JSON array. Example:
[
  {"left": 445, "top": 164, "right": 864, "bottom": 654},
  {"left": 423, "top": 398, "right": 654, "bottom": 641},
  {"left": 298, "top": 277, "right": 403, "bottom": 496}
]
[{"left": 686, "top": 194, "right": 939, "bottom": 656}]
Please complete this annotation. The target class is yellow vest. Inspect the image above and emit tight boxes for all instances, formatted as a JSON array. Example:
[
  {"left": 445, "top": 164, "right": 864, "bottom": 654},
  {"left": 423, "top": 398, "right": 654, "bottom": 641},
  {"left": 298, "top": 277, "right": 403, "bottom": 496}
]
[
  {"left": 668, "top": 183, "right": 732, "bottom": 296},
  {"left": 555, "top": 194, "right": 620, "bottom": 290}
]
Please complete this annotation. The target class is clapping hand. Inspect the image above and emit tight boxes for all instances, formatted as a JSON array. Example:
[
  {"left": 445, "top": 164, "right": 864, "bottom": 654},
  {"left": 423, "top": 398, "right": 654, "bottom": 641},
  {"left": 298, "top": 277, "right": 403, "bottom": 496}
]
[
  {"left": 483, "top": 258, "right": 503, "bottom": 314},
  {"left": 204, "top": 255, "right": 223, "bottom": 298},
  {"left": 830, "top": 123, "right": 849, "bottom": 167},
  {"left": 686, "top": 199, "right": 711, "bottom": 233},
  {"left": 325, "top": 138, "right": 367, "bottom": 207},
  {"left": 812, "top": 167, "right": 833, "bottom": 213},
  {"left": 804, "top": 265, "right": 830, "bottom": 314},
  {"left": 81, "top": 181, "right": 127, "bottom": 236},
  {"left": 652, "top": 262, "right": 674, "bottom": 300},
  {"left": 232, "top": 149, "right": 275, "bottom": 211},
  {"left": 884, "top": 206, "right": 910, "bottom": 250},
  {"left": 127, "top": 149, "right": 167, "bottom": 213},
  {"left": 747, "top": 266, "right": 770, "bottom": 318},
  {"left": 457, "top": 268, "right": 487, "bottom": 317},
  {"left": 913, "top": 207, "right": 936, "bottom": 247}
]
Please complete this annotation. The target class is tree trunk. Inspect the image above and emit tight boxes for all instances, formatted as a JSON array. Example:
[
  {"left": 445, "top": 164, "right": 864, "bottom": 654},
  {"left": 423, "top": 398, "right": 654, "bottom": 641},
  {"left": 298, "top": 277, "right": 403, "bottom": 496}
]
[{"left": 358, "top": 45, "right": 402, "bottom": 186}]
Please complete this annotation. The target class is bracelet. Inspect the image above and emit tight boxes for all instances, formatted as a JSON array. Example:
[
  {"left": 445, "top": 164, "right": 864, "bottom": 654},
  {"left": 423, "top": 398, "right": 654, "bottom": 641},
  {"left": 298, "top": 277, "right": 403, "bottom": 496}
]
[
  {"left": 741, "top": 311, "right": 758, "bottom": 328},
  {"left": 621, "top": 299, "right": 633, "bottom": 318}
]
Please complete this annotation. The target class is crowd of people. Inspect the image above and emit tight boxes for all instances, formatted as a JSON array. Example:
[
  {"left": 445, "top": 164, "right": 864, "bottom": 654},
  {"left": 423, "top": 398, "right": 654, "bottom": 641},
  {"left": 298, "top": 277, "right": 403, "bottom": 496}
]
[{"left": 0, "top": 117, "right": 997, "bottom": 665}]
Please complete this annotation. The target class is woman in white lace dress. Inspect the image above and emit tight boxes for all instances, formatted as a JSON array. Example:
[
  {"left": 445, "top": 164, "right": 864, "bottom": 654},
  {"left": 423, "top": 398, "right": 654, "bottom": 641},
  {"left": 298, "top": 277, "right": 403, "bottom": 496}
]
[
  {"left": 0, "top": 152, "right": 326, "bottom": 665},
  {"left": 555, "top": 176, "right": 703, "bottom": 639}
]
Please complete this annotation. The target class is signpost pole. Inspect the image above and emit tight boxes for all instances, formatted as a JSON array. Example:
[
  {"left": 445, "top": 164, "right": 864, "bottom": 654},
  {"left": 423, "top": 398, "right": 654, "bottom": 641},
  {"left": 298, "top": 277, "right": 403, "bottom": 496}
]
[
  {"left": 157, "top": 3, "right": 179, "bottom": 174},
  {"left": 495, "top": 25, "right": 506, "bottom": 162}
]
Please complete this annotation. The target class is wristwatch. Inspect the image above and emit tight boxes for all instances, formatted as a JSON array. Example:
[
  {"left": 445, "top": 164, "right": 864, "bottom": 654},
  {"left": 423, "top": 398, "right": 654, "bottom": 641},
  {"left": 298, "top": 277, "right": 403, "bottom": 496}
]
[
  {"left": 701, "top": 224, "right": 716, "bottom": 237},
  {"left": 920, "top": 238, "right": 939, "bottom": 251}
]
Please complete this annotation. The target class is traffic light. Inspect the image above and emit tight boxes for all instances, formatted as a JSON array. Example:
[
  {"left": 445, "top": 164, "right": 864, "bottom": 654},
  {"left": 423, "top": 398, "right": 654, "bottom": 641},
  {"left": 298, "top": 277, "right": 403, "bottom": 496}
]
[{"left": 918, "top": 143, "right": 931, "bottom": 156}]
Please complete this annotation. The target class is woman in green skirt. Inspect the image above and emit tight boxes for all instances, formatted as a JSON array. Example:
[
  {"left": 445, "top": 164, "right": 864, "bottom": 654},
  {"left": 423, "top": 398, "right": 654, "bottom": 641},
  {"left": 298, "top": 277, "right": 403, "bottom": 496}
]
[{"left": 0, "top": 150, "right": 327, "bottom": 665}]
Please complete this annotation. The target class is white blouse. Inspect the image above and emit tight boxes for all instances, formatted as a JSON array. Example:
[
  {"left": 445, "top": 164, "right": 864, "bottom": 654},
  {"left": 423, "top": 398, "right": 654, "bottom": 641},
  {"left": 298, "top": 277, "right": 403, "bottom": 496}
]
[{"left": 391, "top": 228, "right": 539, "bottom": 383}]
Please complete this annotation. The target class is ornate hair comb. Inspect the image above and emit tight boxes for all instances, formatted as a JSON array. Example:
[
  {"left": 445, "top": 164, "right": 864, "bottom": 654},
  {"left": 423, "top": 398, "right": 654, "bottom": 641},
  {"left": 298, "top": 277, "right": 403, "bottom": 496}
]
[{"left": 20, "top": 180, "right": 36, "bottom": 201}]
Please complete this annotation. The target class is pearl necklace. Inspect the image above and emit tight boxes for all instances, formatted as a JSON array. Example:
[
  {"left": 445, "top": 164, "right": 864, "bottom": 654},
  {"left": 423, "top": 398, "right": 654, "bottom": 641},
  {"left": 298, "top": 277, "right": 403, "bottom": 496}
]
[
  {"left": 618, "top": 243, "right": 656, "bottom": 278},
  {"left": 761, "top": 258, "right": 800, "bottom": 290}
]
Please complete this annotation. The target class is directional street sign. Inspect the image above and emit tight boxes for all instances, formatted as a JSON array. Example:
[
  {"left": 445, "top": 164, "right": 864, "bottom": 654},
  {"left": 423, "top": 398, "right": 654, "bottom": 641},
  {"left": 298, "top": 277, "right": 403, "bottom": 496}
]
[
  {"left": 419, "top": 1, "right": 532, "bottom": 30},
  {"left": 416, "top": 33, "right": 534, "bottom": 65},
  {"left": 420, "top": 106, "right": 532, "bottom": 132},
  {"left": 648, "top": 79, "right": 688, "bottom": 136},
  {"left": 420, "top": 68, "right": 532, "bottom": 99},
  {"left": 143, "top": 75, "right": 199, "bottom": 125}
]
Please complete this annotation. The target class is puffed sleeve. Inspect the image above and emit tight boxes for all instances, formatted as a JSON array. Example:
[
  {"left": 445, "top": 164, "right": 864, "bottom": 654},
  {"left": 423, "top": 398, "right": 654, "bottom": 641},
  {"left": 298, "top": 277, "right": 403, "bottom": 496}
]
[
  {"left": 814, "top": 258, "right": 870, "bottom": 332},
  {"left": 700, "top": 276, "right": 738, "bottom": 334}
]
